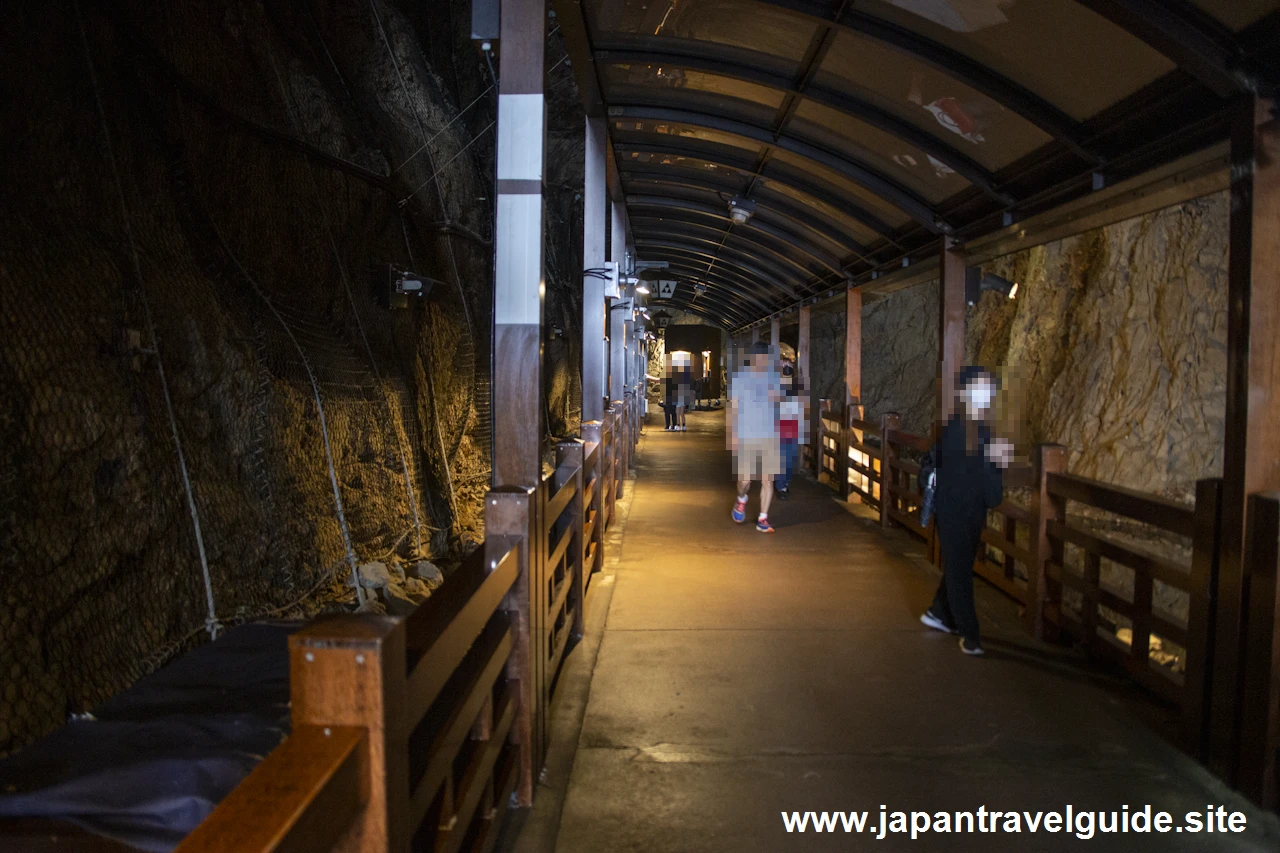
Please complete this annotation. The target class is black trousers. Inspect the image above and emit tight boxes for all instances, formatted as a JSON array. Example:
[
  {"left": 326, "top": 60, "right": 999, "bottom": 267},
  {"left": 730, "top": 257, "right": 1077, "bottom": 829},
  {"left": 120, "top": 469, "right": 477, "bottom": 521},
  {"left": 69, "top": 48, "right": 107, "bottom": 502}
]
[
  {"left": 930, "top": 509, "right": 985, "bottom": 643},
  {"left": 663, "top": 405, "right": 675, "bottom": 428}
]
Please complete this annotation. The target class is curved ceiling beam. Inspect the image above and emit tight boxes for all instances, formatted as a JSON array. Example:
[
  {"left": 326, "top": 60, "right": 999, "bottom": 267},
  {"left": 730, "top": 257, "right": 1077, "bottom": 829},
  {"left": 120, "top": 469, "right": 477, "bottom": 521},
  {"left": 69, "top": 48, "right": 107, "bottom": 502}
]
[
  {"left": 634, "top": 239, "right": 802, "bottom": 299},
  {"left": 640, "top": 257, "right": 784, "bottom": 315},
  {"left": 745, "top": 0, "right": 1099, "bottom": 162},
  {"left": 636, "top": 238, "right": 800, "bottom": 294},
  {"left": 652, "top": 291, "right": 749, "bottom": 327},
  {"left": 651, "top": 295, "right": 748, "bottom": 329},
  {"left": 620, "top": 164, "right": 888, "bottom": 256},
  {"left": 627, "top": 188, "right": 860, "bottom": 262},
  {"left": 635, "top": 222, "right": 830, "bottom": 289},
  {"left": 648, "top": 276, "right": 759, "bottom": 326},
  {"left": 616, "top": 137, "right": 900, "bottom": 238},
  {"left": 631, "top": 217, "right": 834, "bottom": 281},
  {"left": 622, "top": 168, "right": 884, "bottom": 272},
  {"left": 622, "top": 178, "right": 874, "bottom": 262},
  {"left": 643, "top": 261, "right": 790, "bottom": 320},
  {"left": 649, "top": 299, "right": 734, "bottom": 329},
  {"left": 596, "top": 47, "right": 1013, "bottom": 204},
  {"left": 645, "top": 258, "right": 780, "bottom": 313},
  {"left": 636, "top": 227, "right": 820, "bottom": 298},
  {"left": 628, "top": 196, "right": 848, "bottom": 271},
  {"left": 611, "top": 105, "right": 945, "bottom": 231}
]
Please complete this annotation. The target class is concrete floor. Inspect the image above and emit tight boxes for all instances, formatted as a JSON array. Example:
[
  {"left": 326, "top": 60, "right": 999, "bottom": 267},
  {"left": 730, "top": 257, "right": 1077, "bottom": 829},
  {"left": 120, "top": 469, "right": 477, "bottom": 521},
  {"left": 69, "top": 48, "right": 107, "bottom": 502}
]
[{"left": 542, "top": 409, "right": 1277, "bottom": 853}]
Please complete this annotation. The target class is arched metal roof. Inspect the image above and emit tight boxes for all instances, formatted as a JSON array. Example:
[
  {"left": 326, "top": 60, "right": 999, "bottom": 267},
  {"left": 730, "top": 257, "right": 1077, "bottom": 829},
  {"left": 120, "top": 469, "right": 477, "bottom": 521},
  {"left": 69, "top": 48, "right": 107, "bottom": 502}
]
[{"left": 556, "top": 0, "right": 1280, "bottom": 328}]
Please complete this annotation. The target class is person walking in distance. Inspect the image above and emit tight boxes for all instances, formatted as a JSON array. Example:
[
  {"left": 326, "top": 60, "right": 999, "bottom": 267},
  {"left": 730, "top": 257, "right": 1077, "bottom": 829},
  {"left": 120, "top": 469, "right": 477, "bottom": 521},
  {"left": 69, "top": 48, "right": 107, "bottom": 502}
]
[
  {"left": 919, "top": 366, "right": 1012, "bottom": 655},
  {"left": 663, "top": 363, "right": 679, "bottom": 430},
  {"left": 676, "top": 362, "right": 694, "bottom": 431},
  {"left": 774, "top": 360, "right": 801, "bottom": 499},
  {"left": 727, "top": 342, "right": 783, "bottom": 532}
]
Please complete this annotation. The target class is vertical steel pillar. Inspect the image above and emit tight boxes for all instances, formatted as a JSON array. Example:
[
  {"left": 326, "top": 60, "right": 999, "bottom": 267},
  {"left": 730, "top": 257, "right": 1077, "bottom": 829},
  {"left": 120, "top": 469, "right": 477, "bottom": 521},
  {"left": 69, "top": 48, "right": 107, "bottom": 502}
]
[
  {"left": 582, "top": 116, "right": 607, "bottom": 425},
  {"left": 490, "top": 0, "right": 545, "bottom": 807},
  {"left": 609, "top": 200, "right": 627, "bottom": 404},
  {"left": 492, "top": 0, "right": 545, "bottom": 488}
]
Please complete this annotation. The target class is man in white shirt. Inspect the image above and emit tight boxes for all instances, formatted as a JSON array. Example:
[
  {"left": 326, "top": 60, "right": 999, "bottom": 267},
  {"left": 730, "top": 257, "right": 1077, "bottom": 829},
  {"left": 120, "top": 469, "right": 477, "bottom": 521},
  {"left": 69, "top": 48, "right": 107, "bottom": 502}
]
[{"left": 727, "top": 343, "right": 782, "bottom": 532}]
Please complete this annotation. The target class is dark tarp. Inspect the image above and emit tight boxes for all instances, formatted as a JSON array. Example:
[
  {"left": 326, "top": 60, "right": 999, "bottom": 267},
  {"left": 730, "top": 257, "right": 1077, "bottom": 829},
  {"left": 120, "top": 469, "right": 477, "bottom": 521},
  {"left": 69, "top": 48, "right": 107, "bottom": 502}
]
[{"left": 0, "top": 622, "right": 297, "bottom": 852}]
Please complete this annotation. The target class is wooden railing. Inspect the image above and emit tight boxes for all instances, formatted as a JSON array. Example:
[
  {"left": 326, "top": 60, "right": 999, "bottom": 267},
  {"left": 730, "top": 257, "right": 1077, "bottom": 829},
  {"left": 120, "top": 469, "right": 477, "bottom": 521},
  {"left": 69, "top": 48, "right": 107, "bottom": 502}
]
[
  {"left": 179, "top": 540, "right": 521, "bottom": 853},
  {"left": 1039, "top": 471, "right": 1221, "bottom": 737},
  {"left": 810, "top": 401, "right": 1238, "bottom": 753},
  {"left": 179, "top": 396, "right": 638, "bottom": 852}
]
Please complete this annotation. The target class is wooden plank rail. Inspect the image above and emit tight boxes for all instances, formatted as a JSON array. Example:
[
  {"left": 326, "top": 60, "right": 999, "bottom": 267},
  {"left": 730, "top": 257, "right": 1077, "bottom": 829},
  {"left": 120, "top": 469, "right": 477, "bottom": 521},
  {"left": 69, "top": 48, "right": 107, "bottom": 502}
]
[
  {"left": 1032, "top": 468, "right": 1223, "bottom": 749},
  {"left": 1047, "top": 472, "right": 1196, "bottom": 533},
  {"left": 181, "top": 536, "right": 526, "bottom": 853},
  {"left": 177, "top": 725, "right": 369, "bottom": 853}
]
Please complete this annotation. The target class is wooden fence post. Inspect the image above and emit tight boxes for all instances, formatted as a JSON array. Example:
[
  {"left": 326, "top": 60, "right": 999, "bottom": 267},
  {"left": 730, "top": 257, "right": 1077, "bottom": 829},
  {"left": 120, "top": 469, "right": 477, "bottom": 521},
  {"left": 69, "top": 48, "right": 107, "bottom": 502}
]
[
  {"left": 290, "top": 616, "right": 409, "bottom": 853},
  {"left": 485, "top": 487, "right": 540, "bottom": 807},
  {"left": 1028, "top": 444, "right": 1067, "bottom": 640},
  {"left": 840, "top": 402, "right": 858, "bottom": 500},
  {"left": 880, "top": 412, "right": 901, "bottom": 530},
  {"left": 1239, "top": 491, "right": 1280, "bottom": 810},
  {"left": 557, "top": 440, "right": 586, "bottom": 639},
  {"left": 1184, "top": 477, "right": 1223, "bottom": 760},
  {"left": 816, "top": 399, "right": 828, "bottom": 481}
]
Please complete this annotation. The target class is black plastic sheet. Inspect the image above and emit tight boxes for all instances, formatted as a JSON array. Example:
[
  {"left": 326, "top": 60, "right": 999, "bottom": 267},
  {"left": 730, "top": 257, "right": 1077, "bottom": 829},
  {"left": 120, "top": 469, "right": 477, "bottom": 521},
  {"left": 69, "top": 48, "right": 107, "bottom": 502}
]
[{"left": 0, "top": 622, "right": 297, "bottom": 852}]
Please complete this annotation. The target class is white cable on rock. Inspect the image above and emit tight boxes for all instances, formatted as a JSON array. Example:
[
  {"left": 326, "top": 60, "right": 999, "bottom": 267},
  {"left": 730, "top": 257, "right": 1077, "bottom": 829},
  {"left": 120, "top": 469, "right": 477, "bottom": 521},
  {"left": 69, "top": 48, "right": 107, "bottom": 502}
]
[
  {"left": 203, "top": 213, "right": 366, "bottom": 606},
  {"left": 75, "top": 0, "right": 221, "bottom": 638},
  {"left": 265, "top": 49, "right": 427, "bottom": 561},
  {"left": 367, "top": 0, "right": 469, "bottom": 522}
]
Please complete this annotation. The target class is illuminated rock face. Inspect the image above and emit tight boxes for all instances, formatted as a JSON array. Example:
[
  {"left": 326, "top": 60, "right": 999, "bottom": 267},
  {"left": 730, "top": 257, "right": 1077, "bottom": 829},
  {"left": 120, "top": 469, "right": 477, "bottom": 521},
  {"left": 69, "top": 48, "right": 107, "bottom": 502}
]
[
  {"left": 851, "top": 195, "right": 1228, "bottom": 646},
  {"left": 856, "top": 192, "right": 1228, "bottom": 505},
  {"left": 973, "top": 191, "right": 1229, "bottom": 504}
]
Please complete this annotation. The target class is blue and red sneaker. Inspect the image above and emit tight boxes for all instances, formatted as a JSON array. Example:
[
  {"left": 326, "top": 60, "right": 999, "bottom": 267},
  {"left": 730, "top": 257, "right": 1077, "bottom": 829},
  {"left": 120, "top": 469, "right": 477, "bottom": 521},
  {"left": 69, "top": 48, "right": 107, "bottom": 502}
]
[
  {"left": 732, "top": 498, "right": 747, "bottom": 523},
  {"left": 756, "top": 515, "right": 774, "bottom": 533}
]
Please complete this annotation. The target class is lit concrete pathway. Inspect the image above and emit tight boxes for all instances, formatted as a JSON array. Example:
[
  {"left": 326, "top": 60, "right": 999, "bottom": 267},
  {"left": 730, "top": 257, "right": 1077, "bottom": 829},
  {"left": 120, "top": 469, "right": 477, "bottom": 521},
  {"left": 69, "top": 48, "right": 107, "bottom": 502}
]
[{"left": 552, "top": 409, "right": 1277, "bottom": 853}]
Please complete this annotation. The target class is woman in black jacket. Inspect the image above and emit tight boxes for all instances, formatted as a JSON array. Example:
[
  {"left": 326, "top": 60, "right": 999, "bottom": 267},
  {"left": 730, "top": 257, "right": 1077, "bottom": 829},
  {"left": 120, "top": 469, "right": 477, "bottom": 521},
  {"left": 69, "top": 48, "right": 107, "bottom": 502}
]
[{"left": 919, "top": 366, "right": 1012, "bottom": 656}]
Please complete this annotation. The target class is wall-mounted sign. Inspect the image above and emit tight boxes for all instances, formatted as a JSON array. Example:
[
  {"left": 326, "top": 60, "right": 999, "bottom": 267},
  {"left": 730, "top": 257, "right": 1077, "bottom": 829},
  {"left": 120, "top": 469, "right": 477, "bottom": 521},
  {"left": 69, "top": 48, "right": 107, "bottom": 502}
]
[{"left": 658, "top": 280, "right": 677, "bottom": 298}]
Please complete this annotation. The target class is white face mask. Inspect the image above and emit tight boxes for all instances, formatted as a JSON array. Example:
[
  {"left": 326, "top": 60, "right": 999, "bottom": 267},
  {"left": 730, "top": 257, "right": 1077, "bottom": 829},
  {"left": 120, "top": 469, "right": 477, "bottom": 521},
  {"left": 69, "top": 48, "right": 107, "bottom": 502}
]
[{"left": 966, "top": 385, "right": 995, "bottom": 410}]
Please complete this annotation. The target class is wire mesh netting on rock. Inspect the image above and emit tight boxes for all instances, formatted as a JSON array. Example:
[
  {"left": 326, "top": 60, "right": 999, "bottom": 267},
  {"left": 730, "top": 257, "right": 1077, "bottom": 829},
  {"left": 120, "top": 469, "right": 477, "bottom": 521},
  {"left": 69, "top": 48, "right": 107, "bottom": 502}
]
[{"left": 0, "top": 0, "right": 500, "bottom": 755}]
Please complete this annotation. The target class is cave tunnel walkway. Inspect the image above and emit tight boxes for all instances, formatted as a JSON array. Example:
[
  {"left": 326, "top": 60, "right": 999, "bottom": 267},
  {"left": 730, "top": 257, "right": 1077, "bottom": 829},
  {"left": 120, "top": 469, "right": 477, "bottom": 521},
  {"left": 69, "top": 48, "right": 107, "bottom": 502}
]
[{"left": 514, "top": 407, "right": 1275, "bottom": 853}]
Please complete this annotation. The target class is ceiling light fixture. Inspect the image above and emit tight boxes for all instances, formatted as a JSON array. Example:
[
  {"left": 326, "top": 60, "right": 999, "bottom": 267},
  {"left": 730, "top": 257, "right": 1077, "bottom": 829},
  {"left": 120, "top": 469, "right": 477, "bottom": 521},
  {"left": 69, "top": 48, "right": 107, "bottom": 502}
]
[
  {"left": 727, "top": 196, "right": 756, "bottom": 225},
  {"left": 636, "top": 283, "right": 650, "bottom": 294}
]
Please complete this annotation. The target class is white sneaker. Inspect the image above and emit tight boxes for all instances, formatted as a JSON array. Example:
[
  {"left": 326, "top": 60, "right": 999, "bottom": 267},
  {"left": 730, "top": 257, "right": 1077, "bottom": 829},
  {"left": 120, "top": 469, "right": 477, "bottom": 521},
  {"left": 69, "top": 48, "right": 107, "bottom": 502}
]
[{"left": 920, "top": 611, "right": 958, "bottom": 635}]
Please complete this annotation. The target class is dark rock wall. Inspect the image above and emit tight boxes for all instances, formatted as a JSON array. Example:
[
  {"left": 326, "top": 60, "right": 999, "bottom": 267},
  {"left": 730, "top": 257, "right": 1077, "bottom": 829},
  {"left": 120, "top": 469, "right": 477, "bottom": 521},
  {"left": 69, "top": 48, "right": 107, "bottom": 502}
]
[{"left": 0, "top": 0, "right": 584, "bottom": 755}]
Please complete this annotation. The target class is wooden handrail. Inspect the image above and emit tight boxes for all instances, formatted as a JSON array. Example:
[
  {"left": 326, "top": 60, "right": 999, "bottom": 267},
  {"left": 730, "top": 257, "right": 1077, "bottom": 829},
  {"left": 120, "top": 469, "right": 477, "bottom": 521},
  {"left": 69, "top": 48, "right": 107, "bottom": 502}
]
[
  {"left": 177, "top": 725, "right": 368, "bottom": 853},
  {"left": 885, "top": 429, "right": 930, "bottom": 453},
  {"left": 1046, "top": 519, "right": 1193, "bottom": 593},
  {"left": 848, "top": 417, "right": 880, "bottom": 434},
  {"left": 405, "top": 543, "right": 519, "bottom": 723},
  {"left": 543, "top": 471, "right": 579, "bottom": 534},
  {"left": 407, "top": 620, "right": 513, "bottom": 828},
  {"left": 1047, "top": 472, "right": 1195, "bottom": 533}
]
